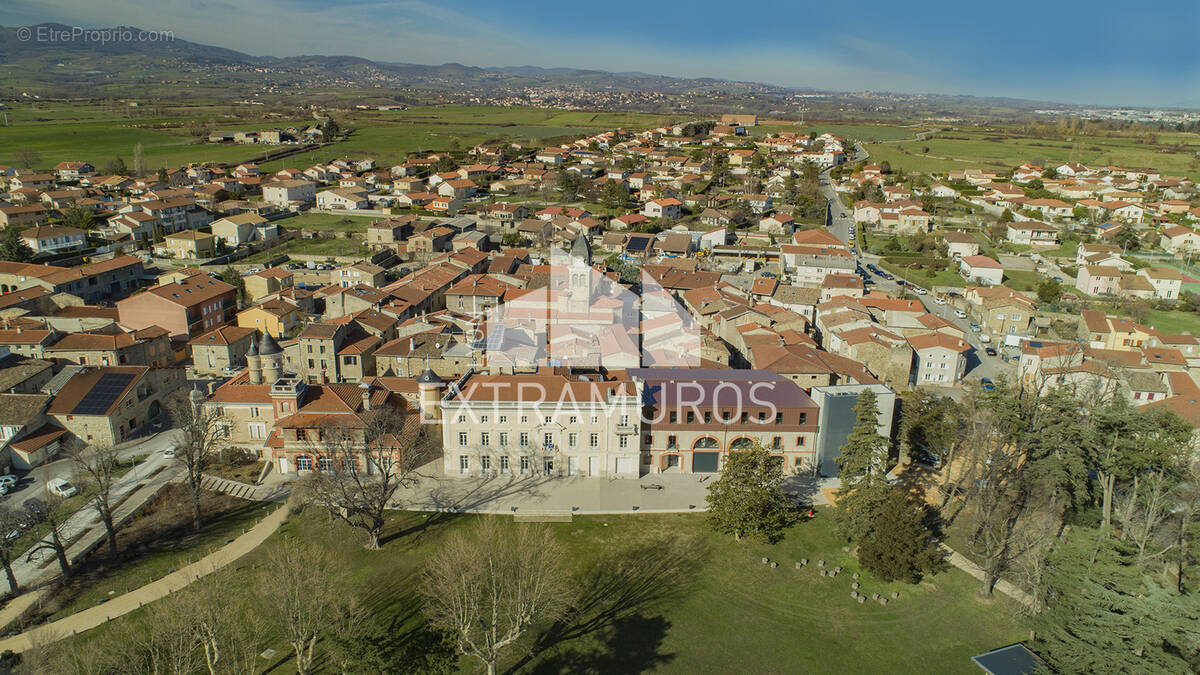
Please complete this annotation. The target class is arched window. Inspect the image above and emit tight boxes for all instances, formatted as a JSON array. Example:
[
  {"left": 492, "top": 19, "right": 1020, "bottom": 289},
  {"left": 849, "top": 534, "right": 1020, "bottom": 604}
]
[
  {"left": 729, "top": 437, "right": 756, "bottom": 450},
  {"left": 692, "top": 437, "right": 718, "bottom": 450}
]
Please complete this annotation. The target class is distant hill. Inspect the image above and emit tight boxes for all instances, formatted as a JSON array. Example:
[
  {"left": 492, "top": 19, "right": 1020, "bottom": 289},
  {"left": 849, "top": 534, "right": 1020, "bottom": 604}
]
[
  {"left": 0, "top": 23, "right": 1082, "bottom": 115},
  {"left": 0, "top": 23, "right": 790, "bottom": 97}
]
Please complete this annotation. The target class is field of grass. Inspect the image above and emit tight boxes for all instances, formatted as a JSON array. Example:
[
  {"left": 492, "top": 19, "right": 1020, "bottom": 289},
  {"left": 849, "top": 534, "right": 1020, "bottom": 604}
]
[
  {"left": 276, "top": 212, "right": 376, "bottom": 233},
  {"left": 51, "top": 509, "right": 1025, "bottom": 674},
  {"left": 1133, "top": 308, "right": 1200, "bottom": 335},
  {"left": 240, "top": 237, "right": 367, "bottom": 263},
  {"left": 1002, "top": 269, "right": 1047, "bottom": 292},
  {"left": 0, "top": 112, "right": 262, "bottom": 171},
  {"left": 862, "top": 126, "right": 1200, "bottom": 180},
  {"left": 1, "top": 102, "right": 675, "bottom": 174},
  {"left": 879, "top": 259, "right": 966, "bottom": 289}
]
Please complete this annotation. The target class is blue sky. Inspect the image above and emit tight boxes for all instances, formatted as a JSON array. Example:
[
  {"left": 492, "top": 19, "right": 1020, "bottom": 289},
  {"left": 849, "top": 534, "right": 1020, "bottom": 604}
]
[{"left": 9, "top": 0, "right": 1200, "bottom": 107}]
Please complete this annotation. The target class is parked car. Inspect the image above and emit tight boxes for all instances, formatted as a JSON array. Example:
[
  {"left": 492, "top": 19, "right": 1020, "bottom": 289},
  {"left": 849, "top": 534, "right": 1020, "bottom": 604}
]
[
  {"left": 0, "top": 475, "right": 18, "bottom": 488},
  {"left": 162, "top": 446, "right": 177, "bottom": 459},
  {"left": 933, "top": 296, "right": 946, "bottom": 305},
  {"left": 985, "top": 347, "right": 998, "bottom": 356},
  {"left": 954, "top": 309, "right": 967, "bottom": 319},
  {"left": 914, "top": 449, "right": 942, "bottom": 469},
  {"left": 981, "top": 377, "right": 995, "bottom": 392},
  {"left": 969, "top": 322, "right": 981, "bottom": 332},
  {"left": 46, "top": 478, "right": 78, "bottom": 498},
  {"left": 978, "top": 333, "right": 991, "bottom": 343}
]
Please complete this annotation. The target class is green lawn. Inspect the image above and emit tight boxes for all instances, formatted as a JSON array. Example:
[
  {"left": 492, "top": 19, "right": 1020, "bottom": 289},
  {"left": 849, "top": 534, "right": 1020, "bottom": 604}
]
[
  {"left": 1043, "top": 240, "right": 1079, "bottom": 258},
  {"left": 1137, "top": 309, "right": 1200, "bottom": 335},
  {"left": 879, "top": 259, "right": 966, "bottom": 288},
  {"left": 1002, "top": 269, "right": 1047, "bottom": 293},
  {"left": 52, "top": 509, "right": 1025, "bottom": 674}
]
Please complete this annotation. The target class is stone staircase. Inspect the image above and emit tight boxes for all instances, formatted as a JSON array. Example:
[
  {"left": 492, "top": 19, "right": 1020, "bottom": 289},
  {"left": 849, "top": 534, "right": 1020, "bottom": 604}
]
[{"left": 201, "top": 474, "right": 261, "bottom": 500}]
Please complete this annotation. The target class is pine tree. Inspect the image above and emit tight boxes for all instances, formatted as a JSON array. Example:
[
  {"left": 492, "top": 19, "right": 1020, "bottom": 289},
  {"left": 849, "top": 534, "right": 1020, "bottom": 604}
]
[
  {"left": 0, "top": 227, "right": 33, "bottom": 262},
  {"left": 834, "top": 389, "right": 891, "bottom": 542},
  {"left": 1034, "top": 528, "right": 1200, "bottom": 673},
  {"left": 706, "top": 444, "right": 796, "bottom": 543},
  {"left": 857, "top": 489, "right": 943, "bottom": 583}
]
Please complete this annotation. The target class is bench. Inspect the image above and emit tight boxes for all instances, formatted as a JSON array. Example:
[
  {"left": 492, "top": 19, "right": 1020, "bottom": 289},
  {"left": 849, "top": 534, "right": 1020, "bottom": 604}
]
[{"left": 640, "top": 483, "right": 664, "bottom": 491}]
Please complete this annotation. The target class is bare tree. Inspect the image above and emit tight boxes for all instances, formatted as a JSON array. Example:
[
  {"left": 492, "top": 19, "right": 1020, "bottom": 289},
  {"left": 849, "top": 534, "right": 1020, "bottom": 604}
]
[
  {"left": 0, "top": 506, "right": 25, "bottom": 594},
  {"left": 168, "top": 392, "right": 227, "bottom": 531},
  {"left": 298, "top": 407, "right": 436, "bottom": 549},
  {"left": 422, "top": 520, "right": 572, "bottom": 675},
  {"left": 180, "top": 569, "right": 267, "bottom": 675},
  {"left": 113, "top": 591, "right": 204, "bottom": 674},
  {"left": 1114, "top": 470, "right": 1178, "bottom": 568},
  {"left": 132, "top": 143, "right": 145, "bottom": 177},
  {"left": 14, "top": 147, "right": 41, "bottom": 171},
  {"left": 70, "top": 443, "right": 122, "bottom": 557},
  {"left": 25, "top": 494, "right": 72, "bottom": 578},
  {"left": 258, "top": 538, "right": 348, "bottom": 675}
]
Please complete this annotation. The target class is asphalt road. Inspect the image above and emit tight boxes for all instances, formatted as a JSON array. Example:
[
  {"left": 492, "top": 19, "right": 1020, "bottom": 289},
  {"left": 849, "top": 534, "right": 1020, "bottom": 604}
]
[
  {"left": 819, "top": 148, "right": 1012, "bottom": 383},
  {"left": 2, "top": 430, "right": 182, "bottom": 509}
]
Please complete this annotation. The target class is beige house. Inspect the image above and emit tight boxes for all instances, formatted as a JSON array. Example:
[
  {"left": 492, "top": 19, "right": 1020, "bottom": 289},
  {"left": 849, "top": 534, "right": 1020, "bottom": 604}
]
[
  {"left": 244, "top": 268, "right": 294, "bottom": 302},
  {"left": 156, "top": 230, "right": 217, "bottom": 259},
  {"left": 262, "top": 180, "right": 316, "bottom": 207},
  {"left": 190, "top": 325, "right": 257, "bottom": 375},
  {"left": 211, "top": 213, "right": 272, "bottom": 247},
  {"left": 332, "top": 261, "right": 386, "bottom": 288},
  {"left": 939, "top": 230, "right": 980, "bottom": 259},
  {"left": 908, "top": 333, "right": 970, "bottom": 385}
]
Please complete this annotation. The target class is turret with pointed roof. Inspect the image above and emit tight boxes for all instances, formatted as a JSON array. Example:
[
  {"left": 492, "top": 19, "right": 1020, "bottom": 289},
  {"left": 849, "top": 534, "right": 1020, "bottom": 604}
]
[{"left": 571, "top": 234, "right": 592, "bottom": 265}]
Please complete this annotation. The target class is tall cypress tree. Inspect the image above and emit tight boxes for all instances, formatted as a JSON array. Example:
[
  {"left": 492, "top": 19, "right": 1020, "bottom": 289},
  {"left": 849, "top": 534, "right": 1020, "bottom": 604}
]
[{"left": 835, "top": 389, "right": 891, "bottom": 542}]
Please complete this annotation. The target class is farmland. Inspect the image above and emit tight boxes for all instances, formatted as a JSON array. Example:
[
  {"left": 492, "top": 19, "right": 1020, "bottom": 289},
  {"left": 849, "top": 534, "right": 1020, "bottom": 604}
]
[{"left": 0, "top": 102, "right": 676, "bottom": 173}]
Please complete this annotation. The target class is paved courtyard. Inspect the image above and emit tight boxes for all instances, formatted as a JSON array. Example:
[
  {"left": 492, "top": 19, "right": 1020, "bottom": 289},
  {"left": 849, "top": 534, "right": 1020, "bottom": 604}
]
[{"left": 265, "top": 460, "right": 839, "bottom": 516}]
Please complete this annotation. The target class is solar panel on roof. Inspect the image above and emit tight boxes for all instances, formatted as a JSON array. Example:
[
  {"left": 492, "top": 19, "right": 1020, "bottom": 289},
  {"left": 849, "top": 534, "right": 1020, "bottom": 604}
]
[{"left": 72, "top": 372, "right": 136, "bottom": 415}]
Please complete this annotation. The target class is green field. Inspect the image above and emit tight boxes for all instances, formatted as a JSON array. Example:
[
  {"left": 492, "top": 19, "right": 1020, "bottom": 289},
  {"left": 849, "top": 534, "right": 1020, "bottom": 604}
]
[
  {"left": 861, "top": 126, "right": 1200, "bottom": 180},
  {"left": 53, "top": 509, "right": 1025, "bottom": 674},
  {"left": 0, "top": 102, "right": 675, "bottom": 174}
]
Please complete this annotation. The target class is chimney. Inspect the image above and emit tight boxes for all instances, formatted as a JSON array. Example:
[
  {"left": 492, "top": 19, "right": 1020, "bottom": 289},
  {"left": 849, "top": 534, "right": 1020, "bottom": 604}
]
[{"left": 360, "top": 382, "right": 372, "bottom": 410}]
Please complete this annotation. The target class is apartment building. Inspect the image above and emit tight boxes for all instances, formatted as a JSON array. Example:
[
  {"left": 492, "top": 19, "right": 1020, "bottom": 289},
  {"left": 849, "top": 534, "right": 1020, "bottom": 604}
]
[{"left": 117, "top": 275, "right": 237, "bottom": 343}]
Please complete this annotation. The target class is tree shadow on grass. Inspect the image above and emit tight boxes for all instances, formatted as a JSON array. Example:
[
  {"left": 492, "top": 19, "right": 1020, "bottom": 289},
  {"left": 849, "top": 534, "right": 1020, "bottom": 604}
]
[
  {"left": 507, "top": 533, "right": 708, "bottom": 674},
  {"left": 527, "top": 614, "right": 673, "bottom": 675}
]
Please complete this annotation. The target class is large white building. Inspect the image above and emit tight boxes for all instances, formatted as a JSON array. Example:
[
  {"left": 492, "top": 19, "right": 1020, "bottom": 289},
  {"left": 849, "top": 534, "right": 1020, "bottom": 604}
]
[{"left": 437, "top": 368, "right": 643, "bottom": 478}]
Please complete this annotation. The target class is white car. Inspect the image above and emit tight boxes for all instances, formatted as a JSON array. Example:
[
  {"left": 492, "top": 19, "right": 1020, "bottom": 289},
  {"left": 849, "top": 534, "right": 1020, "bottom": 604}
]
[
  {"left": 954, "top": 309, "right": 967, "bottom": 319},
  {"left": 46, "top": 478, "right": 78, "bottom": 498},
  {"left": 978, "top": 333, "right": 992, "bottom": 343},
  {"left": 933, "top": 297, "right": 946, "bottom": 305},
  {"left": 0, "top": 475, "right": 18, "bottom": 488},
  {"left": 912, "top": 286, "right": 928, "bottom": 295},
  {"left": 162, "top": 446, "right": 177, "bottom": 459}
]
